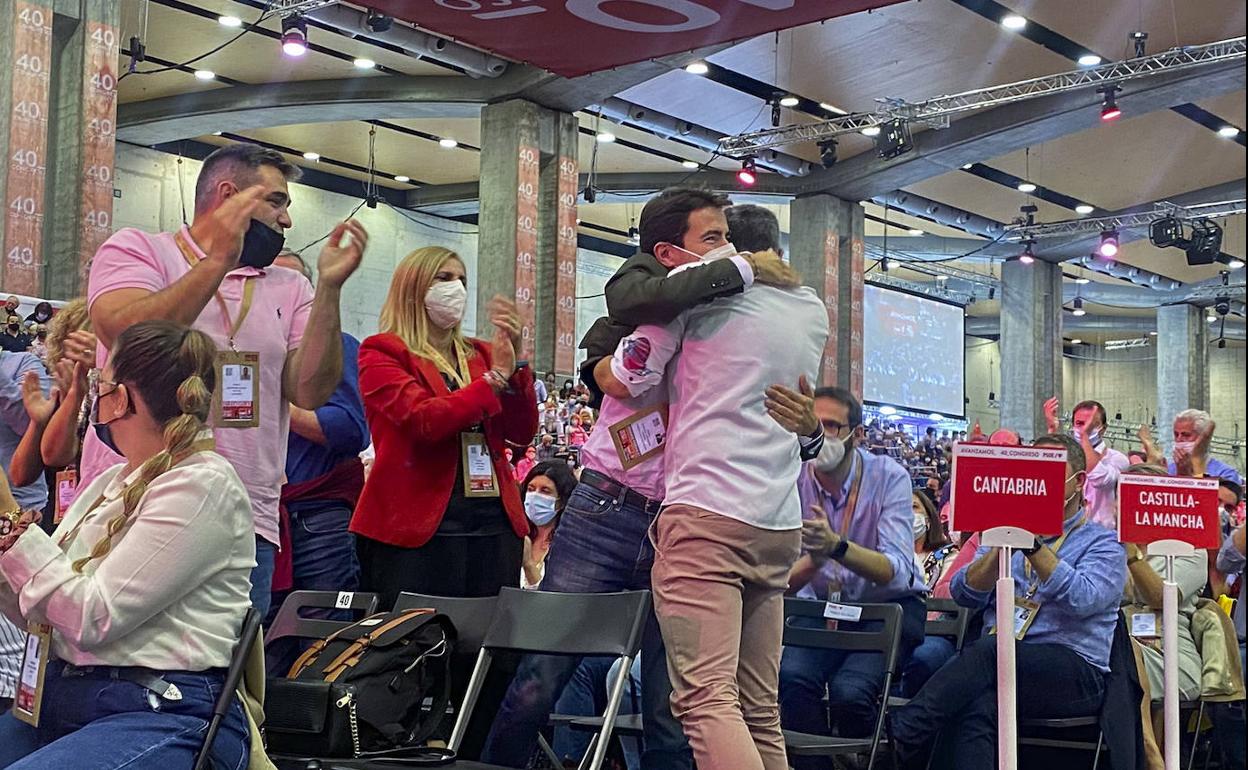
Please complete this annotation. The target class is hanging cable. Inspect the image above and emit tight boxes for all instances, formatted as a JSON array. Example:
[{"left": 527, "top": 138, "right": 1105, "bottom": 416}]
[{"left": 121, "top": 1, "right": 274, "bottom": 80}]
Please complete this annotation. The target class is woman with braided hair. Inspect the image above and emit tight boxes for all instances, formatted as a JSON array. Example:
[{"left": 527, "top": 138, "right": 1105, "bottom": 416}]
[{"left": 0, "top": 320, "right": 254, "bottom": 769}]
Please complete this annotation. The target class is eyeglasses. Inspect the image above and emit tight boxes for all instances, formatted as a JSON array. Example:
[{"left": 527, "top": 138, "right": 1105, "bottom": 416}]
[{"left": 821, "top": 419, "right": 858, "bottom": 437}]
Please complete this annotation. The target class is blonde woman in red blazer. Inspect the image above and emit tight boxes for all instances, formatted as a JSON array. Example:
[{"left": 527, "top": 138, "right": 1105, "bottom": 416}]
[{"left": 352, "top": 246, "right": 538, "bottom": 606}]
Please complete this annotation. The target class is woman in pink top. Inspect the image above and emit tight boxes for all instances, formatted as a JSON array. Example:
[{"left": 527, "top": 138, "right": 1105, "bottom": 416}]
[{"left": 566, "top": 415, "right": 589, "bottom": 448}]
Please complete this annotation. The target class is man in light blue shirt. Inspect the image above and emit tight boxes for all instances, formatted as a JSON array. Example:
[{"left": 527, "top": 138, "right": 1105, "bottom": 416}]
[
  {"left": 0, "top": 351, "right": 51, "bottom": 511},
  {"left": 1167, "top": 408, "right": 1242, "bottom": 485},
  {"left": 891, "top": 433, "right": 1126, "bottom": 769},
  {"left": 779, "top": 387, "right": 926, "bottom": 766}
]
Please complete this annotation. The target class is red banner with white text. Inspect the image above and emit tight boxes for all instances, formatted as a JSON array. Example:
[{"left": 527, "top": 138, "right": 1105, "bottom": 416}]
[
  {"left": 1117, "top": 474, "right": 1220, "bottom": 549},
  {"left": 950, "top": 444, "right": 1069, "bottom": 536}
]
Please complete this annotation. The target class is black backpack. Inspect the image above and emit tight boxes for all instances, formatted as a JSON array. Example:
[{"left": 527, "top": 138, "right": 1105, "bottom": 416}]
[{"left": 265, "top": 608, "right": 456, "bottom": 760}]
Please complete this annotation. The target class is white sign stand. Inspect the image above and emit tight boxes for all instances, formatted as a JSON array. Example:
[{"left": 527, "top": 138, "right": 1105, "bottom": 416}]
[
  {"left": 1147, "top": 538, "right": 1194, "bottom": 770},
  {"left": 983, "top": 525, "right": 1037, "bottom": 770}
]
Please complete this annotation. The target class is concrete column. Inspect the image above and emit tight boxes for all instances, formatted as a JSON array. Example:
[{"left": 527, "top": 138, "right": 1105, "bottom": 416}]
[
  {"left": 478, "top": 99, "right": 577, "bottom": 376},
  {"left": 999, "top": 259, "right": 1063, "bottom": 440},
  {"left": 789, "top": 193, "right": 865, "bottom": 396},
  {"left": 1156, "top": 303, "right": 1209, "bottom": 446}
]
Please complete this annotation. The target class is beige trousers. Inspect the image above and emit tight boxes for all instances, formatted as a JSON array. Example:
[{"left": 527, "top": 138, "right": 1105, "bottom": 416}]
[{"left": 651, "top": 504, "right": 802, "bottom": 770}]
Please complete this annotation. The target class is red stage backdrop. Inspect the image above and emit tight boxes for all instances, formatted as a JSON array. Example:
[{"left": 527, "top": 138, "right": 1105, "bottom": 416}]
[{"left": 359, "top": 1, "right": 905, "bottom": 77}]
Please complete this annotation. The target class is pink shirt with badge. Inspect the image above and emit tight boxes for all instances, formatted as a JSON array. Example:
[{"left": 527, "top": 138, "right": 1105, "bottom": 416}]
[{"left": 81, "top": 225, "right": 313, "bottom": 545}]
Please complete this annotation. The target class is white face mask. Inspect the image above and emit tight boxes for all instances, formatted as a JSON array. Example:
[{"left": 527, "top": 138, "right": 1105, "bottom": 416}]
[
  {"left": 913, "top": 511, "right": 929, "bottom": 540},
  {"left": 425, "top": 280, "right": 467, "bottom": 329},
  {"left": 812, "top": 436, "right": 846, "bottom": 472},
  {"left": 673, "top": 241, "right": 738, "bottom": 264},
  {"left": 1173, "top": 440, "right": 1197, "bottom": 453}
]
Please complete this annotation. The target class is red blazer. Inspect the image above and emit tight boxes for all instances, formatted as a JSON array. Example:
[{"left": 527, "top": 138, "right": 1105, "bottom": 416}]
[{"left": 351, "top": 333, "right": 539, "bottom": 548}]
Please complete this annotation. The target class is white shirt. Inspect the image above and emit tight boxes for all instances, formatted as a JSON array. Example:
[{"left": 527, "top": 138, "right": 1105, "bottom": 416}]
[
  {"left": 0, "top": 449, "right": 255, "bottom": 670},
  {"left": 1085, "top": 445, "right": 1130, "bottom": 530},
  {"left": 611, "top": 283, "right": 828, "bottom": 530}
]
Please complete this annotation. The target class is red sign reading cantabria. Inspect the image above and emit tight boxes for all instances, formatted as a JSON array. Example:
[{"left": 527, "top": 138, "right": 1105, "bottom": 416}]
[
  {"left": 950, "top": 444, "right": 1068, "bottom": 537},
  {"left": 1117, "top": 474, "right": 1220, "bottom": 549},
  {"left": 357, "top": 1, "right": 905, "bottom": 78}
]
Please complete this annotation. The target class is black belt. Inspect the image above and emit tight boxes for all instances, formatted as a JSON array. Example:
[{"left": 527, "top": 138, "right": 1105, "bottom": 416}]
[
  {"left": 59, "top": 662, "right": 221, "bottom": 702},
  {"left": 579, "top": 468, "right": 664, "bottom": 515}
]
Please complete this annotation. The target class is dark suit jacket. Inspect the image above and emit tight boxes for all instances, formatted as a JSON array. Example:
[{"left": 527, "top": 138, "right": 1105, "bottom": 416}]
[{"left": 577, "top": 251, "right": 745, "bottom": 406}]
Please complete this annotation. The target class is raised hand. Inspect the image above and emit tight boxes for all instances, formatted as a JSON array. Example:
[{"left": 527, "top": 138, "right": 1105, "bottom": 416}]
[
  {"left": 1043, "top": 396, "right": 1060, "bottom": 434},
  {"left": 62, "top": 329, "right": 98, "bottom": 370},
  {"left": 316, "top": 220, "right": 369, "bottom": 289},
  {"left": 188, "top": 185, "right": 268, "bottom": 270},
  {"left": 22, "top": 370, "right": 59, "bottom": 427},
  {"left": 746, "top": 249, "right": 800, "bottom": 289},
  {"left": 486, "top": 295, "right": 522, "bottom": 350},
  {"left": 766, "top": 375, "right": 818, "bottom": 436}
]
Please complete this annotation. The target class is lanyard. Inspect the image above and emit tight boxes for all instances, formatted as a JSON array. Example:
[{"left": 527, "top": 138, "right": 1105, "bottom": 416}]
[
  {"left": 56, "top": 439, "right": 216, "bottom": 551},
  {"left": 830, "top": 453, "right": 865, "bottom": 537},
  {"left": 424, "top": 343, "right": 472, "bottom": 391},
  {"left": 1022, "top": 515, "right": 1085, "bottom": 595},
  {"left": 175, "top": 232, "right": 256, "bottom": 351}
]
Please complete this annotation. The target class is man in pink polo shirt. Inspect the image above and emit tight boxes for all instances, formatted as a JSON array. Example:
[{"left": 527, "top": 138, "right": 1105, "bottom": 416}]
[{"left": 84, "top": 142, "right": 368, "bottom": 614}]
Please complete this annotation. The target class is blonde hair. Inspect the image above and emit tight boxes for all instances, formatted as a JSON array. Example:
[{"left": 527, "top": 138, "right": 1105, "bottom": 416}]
[
  {"left": 379, "top": 246, "right": 474, "bottom": 368},
  {"left": 72, "top": 321, "right": 217, "bottom": 573},
  {"left": 45, "top": 298, "right": 92, "bottom": 366}
]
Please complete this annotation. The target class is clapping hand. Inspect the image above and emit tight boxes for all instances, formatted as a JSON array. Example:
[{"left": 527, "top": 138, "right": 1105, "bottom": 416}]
[
  {"left": 21, "top": 370, "right": 59, "bottom": 426},
  {"left": 766, "top": 376, "right": 818, "bottom": 436},
  {"left": 317, "top": 220, "right": 368, "bottom": 289}
]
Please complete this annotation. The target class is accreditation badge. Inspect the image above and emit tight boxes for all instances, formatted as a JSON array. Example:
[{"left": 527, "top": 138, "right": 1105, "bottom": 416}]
[
  {"left": 609, "top": 403, "right": 668, "bottom": 470},
  {"left": 13, "top": 623, "right": 51, "bottom": 726},
  {"left": 461, "top": 433, "right": 501, "bottom": 498},
  {"left": 214, "top": 351, "right": 261, "bottom": 429}
]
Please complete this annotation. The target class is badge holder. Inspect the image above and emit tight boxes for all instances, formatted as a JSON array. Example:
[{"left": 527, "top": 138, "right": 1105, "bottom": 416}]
[
  {"left": 609, "top": 403, "right": 668, "bottom": 471},
  {"left": 214, "top": 351, "right": 261, "bottom": 429},
  {"left": 461, "top": 434, "right": 500, "bottom": 498},
  {"left": 13, "top": 623, "right": 51, "bottom": 726},
  {"left": 53, "top": 468, "right": 77, "bottom": 525}
]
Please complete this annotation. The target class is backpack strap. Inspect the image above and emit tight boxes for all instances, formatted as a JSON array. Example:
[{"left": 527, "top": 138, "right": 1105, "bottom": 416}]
[
  {"left": 321, "top": 609, "right": 434, "bottom": 681},
  {"left": 286, "top": 610, "right": 389, "bottom": 679},
  {"left": 402, "top": 615, "right": 457, "bottom": 748}
]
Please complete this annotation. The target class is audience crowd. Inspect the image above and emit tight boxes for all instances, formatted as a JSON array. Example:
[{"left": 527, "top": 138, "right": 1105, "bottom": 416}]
[{"left": 0, "top": 143, "right": 1241, "bottom": 770}]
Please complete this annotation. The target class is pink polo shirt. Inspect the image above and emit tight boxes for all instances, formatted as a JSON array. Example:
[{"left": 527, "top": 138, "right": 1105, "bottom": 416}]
[{"left": 82, "top": 225, "right": 313, "bottom": 545}]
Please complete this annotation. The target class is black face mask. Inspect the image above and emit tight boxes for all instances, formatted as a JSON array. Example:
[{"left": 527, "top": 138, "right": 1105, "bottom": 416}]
[
  {"left": 239, "top": 218, "right": 285, "bottom": 269},
  {"left": 7, "top": 324, "right": 18, "bottom": 332}
]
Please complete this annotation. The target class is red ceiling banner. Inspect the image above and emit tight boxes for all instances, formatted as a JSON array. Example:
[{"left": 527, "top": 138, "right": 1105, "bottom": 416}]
[{"left": 361, "top": 1, "right": 905, "bottom": 78}]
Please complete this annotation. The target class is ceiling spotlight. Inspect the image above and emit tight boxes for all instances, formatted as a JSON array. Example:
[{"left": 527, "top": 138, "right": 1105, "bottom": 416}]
[
  {"left": 1149, "top": 216, "right": 1186, "bottom": 248},
  {"left": 1075, "top": 203, "right": 1095, "bottom": 215},
  {"left": 281, "top": 14, "right": 309, "bottom": 57},
  {"left": 1185, "top": 218, "right": 1223, "bottom": 265},
  {"left": 302, "top": 151, "right": 320, "bottom": 161},
  {"left": 935, "top": 274, "right": 949, "bottom": 282},
  {"left": 353, "top": 57, "right": 376, "bottom": 69},
  {"left": 908, "top": 228, "right": 924, "bottom": 236},
  {"left": 961, "top": 163, "right": 974, "bottom": 170},
  {"left": 211, "top": 131, "right": 223, "bottom": 136},
  {"left": 1207, "top": 314, "right": 1218, "bottom": 323},
  {"left": 874, "top": 119, "right": 913, "bottom": 159},
  {"left": 778, "top": 95, "right": 800, "bottom": 107},
  {"left": 365, "top": 10, "right": 393, "bottom": 33},
  {"left": 820, "top": 102, "right": 848, "bottom": 115},
  {"left": 681, "top": 160, "right": 699, "bottom": 170},
  {"left": 1000, "top": 14, "right": 1027, "bottom": 30},
  {"left": 1075, "top": 276, "right": 1090, "bottom": 284},
  {"left": 218, "top": 15, "right": 243, "bottom": 28},
  {"left": 817, "top": 139, "right": 838, "bottom": 169},
  {"left": 1099, "top": 85, "right": 1122, "bottom": 121},
  {"left": 1218, "top": 125, "right": 1241, "bottom": 138},
  {"left": 1069, "top": 338, "right": 1083, "bottom": 345},
  {"left": 394, "top": 175, "right": 410, "bottom": 183},
  {"left": 684, "top": 62, "right": 709, "bottom": 75},
  {"left": 1228, "top": 258, "right": 1245, "bottom": 269},
  {"left": 194, "top": 69, "right": 215, "bottom": 81},
  {"left": 1078, "top": 53, "right": 1103, "bottom": 66},
  {"left": 595, "top": 131, "right": 616, "bottom": 143},
  {"left": 736, "top": 158, "right": 757, "bottom": 187},
  {"left": 1149, "top": 330, "right": 1158, "bottom": 336},
  {"left": 438, "top": 137, "right": 459, "bottom": 148},
  {"left": 627, "top": 225, "right": 640, "bottom": 245},
  {"left": 1019, "top": 243, "right": 1035, "bottom": 264},
  {"left": 1017, "top": 181, "right": 1037, "bottom": 193},
  {"left": 1071, "top": 297, "right": 1087, "bottom": 316},
  {"left": 1098, "top": 229, "right": 1119, "bottom": 258},
  {"left": 861, "top": 125, "right": 881, "bottom": 137}
]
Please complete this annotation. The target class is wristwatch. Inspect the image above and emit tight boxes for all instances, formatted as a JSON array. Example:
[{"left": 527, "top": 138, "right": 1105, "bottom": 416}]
[
  {"left": 0, "top": 509, "right": 23, "bottom": 537},
  {"left": 1022, "top": 536, "right": 1044, "bottom": 556},
  {"left": 827, "top": 538, "right": 850, "bottom": 562}
]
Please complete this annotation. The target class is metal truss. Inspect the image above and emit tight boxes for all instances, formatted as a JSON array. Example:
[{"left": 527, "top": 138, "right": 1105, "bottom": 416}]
[
  {"left": 1102, "top": 337, "right": 1151, "bottom": 350},
  {"left": 272, "top": 0, "right": 338, "bottom": 15},
  {"left": 864, "top": 243, "right": 1000, "bottom": 289},
  {"left": 865, "top": 272, "right": 975, "bottom": 306},
  {"left": 719, "top": 36, "right": 1245, "bottom": 156},
  {"left": 1005, "top": 199, "right": 1248, "bottom": 241}
]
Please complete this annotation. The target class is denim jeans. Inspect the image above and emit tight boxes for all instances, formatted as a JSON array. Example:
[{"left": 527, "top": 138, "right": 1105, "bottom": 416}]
[
  {"left": 250, "top": 536, "right": 278, "bottom": 617},
  {"left": 480, "top": 483, "right": 692, "bottom": 769},
  {"left": 898, "top": 635, "right": 957, "bottom": 698},
  {"left": 0, "top": 660, "right": 249, "bottom": 769},
  {"left": 264, "top": 502, "right": 360, "bottom": 675},
  {"left": 779, "top": 594, "right": 925, "bottom": 770},
  {"left": 891, "top": 637, "right": 1106, "bottom": 770},
  {"left": 552, "top": 655, "right": 643, "bottom": 770}
]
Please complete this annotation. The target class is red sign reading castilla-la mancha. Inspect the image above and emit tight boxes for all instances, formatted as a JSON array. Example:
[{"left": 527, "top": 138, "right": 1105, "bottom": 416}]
[
  {"left": 1117, "top": 473, "right": 1220, "bottom": 549},
  {"left": 950, "top": 444, "right": 1068, "bottom": 537}
]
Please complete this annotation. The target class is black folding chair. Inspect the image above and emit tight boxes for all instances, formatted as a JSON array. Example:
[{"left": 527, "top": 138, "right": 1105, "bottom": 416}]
[
  {"left": 781, "top": 598, "right": 904, "bottom": 770},
  {"left": 194, "top": 608, "right": 262, "bottom": 770},
  {"left": 263, "top": 589, "right": 381, "bottom": 648},
  {"left": 887, "top": 598, "right": 971, "bottom": 710}
]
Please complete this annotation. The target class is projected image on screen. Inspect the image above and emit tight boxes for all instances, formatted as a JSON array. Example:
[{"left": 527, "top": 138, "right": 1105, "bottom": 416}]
[{"left": 863, "top": 284, "right": 965, "bottom": 416}]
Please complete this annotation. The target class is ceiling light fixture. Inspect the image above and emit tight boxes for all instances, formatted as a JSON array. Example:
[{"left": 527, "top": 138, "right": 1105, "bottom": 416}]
[
  {"left": 1099, "top": 85, "right": 1122, "bottom": 121},
  {"left": 1000, "top": 14, "right": 1027, "bottom": 30},
  {"left": 778, "top": 95, "right": 800, "bottom": 108},
  {"left": 595, "top": 131, "right": 616, "bottom": 143},
  {"left": 1078, "top": 53, "right": 1103, "bottom": 66},
  {"left": 1228, "top": 258, "right": 1245, "bottom": 269},
  {"left": 860, "top": 125, "right": 881, "bottom": 137},
  {"left": 820, "top": 102, "right": 848, "bottom": 115},
  {"left": 394, "top": 175, "right": 410, "bottom": 183},
  {"left": 438, "top": 138, "right": 459, "bottom": 148},
  {"left": 218, "top": 15, "right": 243, "bottom": 28},
  {"left": 1019, "top": 243, "right": 1036, "bottom": 264},
  {"left": 736, "top": 158, "right": 757, "bottom": 187},
  {"left": 817, "top": 139, "right": 838, "bottom": 169},
  {"left": 1071, "top": 297, "right": 1086, "bottom": 316},
  {"left": 1017, "top": 181, "right": 1037, "bottom": 193},
  {"left": 935, "top": 274, "right": 949, "bottom": 282},
  {"left": 1075, "top": 203, "right": 1095, "bottom": 215},
  {"left": 194, "top": 69, "right": 215, "bottom": 81},
  {"left": 1069, "top": 338, "right": 1083, "bottom": 345},
  {"left": 1075, "top": 276, "right": 1090, "bottom": 284},
  {"left": 1218, "top": 125, "right": 1241, "bottom": 138},
  {"left": 681, "top": 160, "right": 699, "bottom": 169},
  {"left": 908, "top": 228, "right": 924, "bottom": 236},
  {"left": 281, "top": 14, "right": 309, "bottom": 57},
  {"left": 1098, "top": 229, "right": 1120, "bottom": 258},
  {"left": 684, "top": 62, "right": 709, "bottom": 75},
  {"left": 961, "top": 163, "right": 974, "bottom": 170},
  {"left": 353, "top": 57, "right": 376, "bottom": 69},
  {"left": 302, "top": 151, "right": 320, "bottom": 161}
]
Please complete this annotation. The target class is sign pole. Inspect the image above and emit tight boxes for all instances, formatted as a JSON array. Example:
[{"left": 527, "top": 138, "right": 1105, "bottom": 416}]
[
  {"left": 1159, "top": 548, "right": 1182, "bottom": 770},
  {"left": 996, "top": 544, "right": 1017, "bottom": 770}
]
